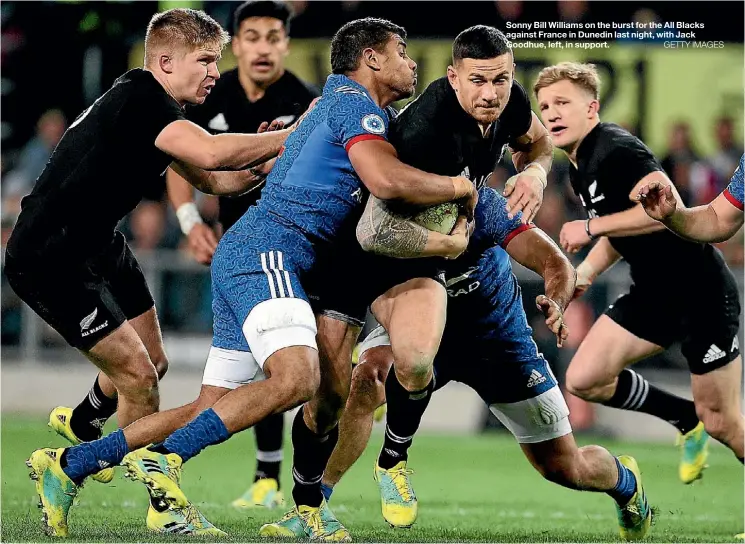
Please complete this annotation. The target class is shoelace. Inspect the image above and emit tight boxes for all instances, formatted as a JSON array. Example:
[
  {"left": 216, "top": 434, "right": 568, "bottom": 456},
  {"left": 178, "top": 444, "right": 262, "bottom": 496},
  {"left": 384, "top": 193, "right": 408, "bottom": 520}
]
[
  {"left": 301, "top": 508, "right": 324, "bottom": 536},
  {"left": 388, "top": 467, "right": 415, "bottom": 503}
]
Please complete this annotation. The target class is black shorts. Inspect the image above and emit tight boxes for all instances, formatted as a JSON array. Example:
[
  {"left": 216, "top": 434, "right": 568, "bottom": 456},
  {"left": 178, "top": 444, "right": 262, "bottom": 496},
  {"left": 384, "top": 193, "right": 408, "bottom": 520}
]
[
  {"left": 606, "top": 249, "right": 741, "bottom": 375},
  {"left": 4, "top": 231, "right": 154, "bottom": 350}
]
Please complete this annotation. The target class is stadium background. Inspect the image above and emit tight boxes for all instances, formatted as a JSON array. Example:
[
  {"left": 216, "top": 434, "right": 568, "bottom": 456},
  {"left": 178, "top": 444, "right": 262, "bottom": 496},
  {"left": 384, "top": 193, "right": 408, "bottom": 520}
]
[{"left": 1, "top": 3, "right": 744, "bottom": 542}]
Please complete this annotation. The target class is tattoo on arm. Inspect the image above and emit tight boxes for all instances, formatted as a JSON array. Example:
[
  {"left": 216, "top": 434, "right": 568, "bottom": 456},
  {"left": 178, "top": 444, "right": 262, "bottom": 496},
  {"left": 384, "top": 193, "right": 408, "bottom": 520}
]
[{"left": 356, "top": 196, "right": 429, "bottom": 258}]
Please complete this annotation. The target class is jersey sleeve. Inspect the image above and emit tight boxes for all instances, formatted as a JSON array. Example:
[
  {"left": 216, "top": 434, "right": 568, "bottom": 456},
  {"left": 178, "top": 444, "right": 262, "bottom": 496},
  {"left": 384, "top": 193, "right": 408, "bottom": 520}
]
[
  {"left": 723, "top": 154, "right": 744, "bottom": 210},
  {"left": 502, "top": 81, "right": 534, "bottom": 145},
  {"left": 327, "top": 92, "right": 389, "bottom": 152},
  {"left": 476, "top": 187, "right": 535, "bottom": 248},
  {"left": 598, "top": 141, "right": 662, "bottom": 197}
]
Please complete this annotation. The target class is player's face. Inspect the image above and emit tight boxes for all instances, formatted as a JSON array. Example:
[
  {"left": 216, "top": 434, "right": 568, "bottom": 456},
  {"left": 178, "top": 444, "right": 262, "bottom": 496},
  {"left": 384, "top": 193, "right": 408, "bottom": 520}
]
[
  {"left": 537, "top": 79, "right": 598, "bottom": 150},
  {"left": 232, "top": 17, "right": 289, "bottom": 85},
  {"left": 448, "top": 54, "right": 513, "bottom": 125},
  {"left": 171, "top": 45, "right": 221, "bottom": 105},
  {"left": 379, "top": 35, "right": 417, "bottom": 100}
]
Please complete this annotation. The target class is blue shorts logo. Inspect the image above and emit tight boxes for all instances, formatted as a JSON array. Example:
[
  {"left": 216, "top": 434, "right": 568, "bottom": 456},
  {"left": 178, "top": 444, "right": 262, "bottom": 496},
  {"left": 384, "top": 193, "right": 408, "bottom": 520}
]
[{"left": 361, "top": 114, "right": 385, "bottom": 135}]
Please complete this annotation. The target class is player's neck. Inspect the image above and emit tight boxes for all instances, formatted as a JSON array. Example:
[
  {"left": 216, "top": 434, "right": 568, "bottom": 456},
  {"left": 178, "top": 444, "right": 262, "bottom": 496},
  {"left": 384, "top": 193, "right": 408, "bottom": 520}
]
[
  {"left": 144, "top": 66, "right": 186, "bottom": 108},
  {"left": 566, "top": 117, "right": 600, "bottom": 166},
  {"left": 239, "top": 68, "right": 285, "bottom": 102},
  {"left": 345, "top": 72, "right": 396, "bottom": 109}
]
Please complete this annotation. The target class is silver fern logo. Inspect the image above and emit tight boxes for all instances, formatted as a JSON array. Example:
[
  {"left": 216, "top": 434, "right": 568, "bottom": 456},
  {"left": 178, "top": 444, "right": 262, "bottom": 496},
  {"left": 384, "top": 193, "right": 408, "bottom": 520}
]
[{"left": 80, "top": 308, "right": 98, "bottom": 331}]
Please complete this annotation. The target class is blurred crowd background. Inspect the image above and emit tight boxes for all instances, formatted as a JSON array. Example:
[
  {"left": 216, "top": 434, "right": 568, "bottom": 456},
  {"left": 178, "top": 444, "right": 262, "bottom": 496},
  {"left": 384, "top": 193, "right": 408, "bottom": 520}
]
[{"left": 2, "top": 1, "right": 743, "bottom": 433}]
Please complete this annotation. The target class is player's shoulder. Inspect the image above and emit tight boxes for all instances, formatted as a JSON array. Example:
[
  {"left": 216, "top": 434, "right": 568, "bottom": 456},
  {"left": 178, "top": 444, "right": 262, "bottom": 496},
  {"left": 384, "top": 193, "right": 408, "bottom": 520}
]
[
  {"left": 586, "top": 123, "right": 658, "bottom": 168},
  {"left": 323, "top": 74, "right": 386, "bottom": 126},
  {"left": 395, "top": 77, "right": 453, "bottom": 125}
]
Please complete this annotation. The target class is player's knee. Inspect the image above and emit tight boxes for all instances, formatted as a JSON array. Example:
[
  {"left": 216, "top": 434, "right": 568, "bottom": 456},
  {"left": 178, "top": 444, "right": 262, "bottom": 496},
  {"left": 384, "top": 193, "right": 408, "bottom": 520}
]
[
  {"left": 698, "top": 405, "right": 739, "bottom": 445},
  {"left": 117, "top": 355, "right": 160, "bottom": 400},
  {"left": 350, "top": 360, "right": 387, "bottom": 412},
  {"left": 565, "top": 367, "right": 607, "bottom": 401},
  {"left": 269, "top": 354, "right": 320, "bottom": 407}
]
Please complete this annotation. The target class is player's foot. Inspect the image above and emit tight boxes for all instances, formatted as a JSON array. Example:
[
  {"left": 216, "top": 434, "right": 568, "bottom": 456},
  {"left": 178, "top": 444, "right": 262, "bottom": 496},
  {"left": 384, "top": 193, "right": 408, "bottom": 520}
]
[
  {"left": 736, "top": 533, "right": 745, "bottom": 539},
  {"left": 146, "top": 501, "right": 226, "bottom": 536},
  {"left": 259, "top": 500, "right": 351, "bottom": 541},
  {"left": 48, "top": 406, "right": 114, "bottom": 484},
  {"left": 232, "top": 478, "right": 285, "bottom": 509},
  {"left": 122, "top": 448, "right": 188, "bottom": 508},
  {"left": 374, "top": 460, "right": 417, "bottom": 528},
  {"left": 677, "top": 422, "right": 709, "bottom": 484},
  {"left": 258, "top": 507, "right": 307, "bottom": 538},
  {"left": 614, "top": 455, "right": 652, "bottom": 541},
  {"left": 26, "top": 448, "right": 79, "bottom": 537}
]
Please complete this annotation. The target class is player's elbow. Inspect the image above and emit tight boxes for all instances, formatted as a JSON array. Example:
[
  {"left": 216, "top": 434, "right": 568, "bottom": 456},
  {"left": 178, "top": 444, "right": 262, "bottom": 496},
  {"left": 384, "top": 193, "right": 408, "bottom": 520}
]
[{"left": 363, "top": 171, "right": 400, "bottom": 201}]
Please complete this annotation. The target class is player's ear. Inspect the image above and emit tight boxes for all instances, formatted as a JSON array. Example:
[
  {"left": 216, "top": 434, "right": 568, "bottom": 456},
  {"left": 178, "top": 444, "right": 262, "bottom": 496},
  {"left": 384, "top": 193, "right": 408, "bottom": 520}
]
[
  {"left": 587, "top": 99, "right": 600, "bottom": 117},
  {"left": 447, "top": 65, "right": 458, "bottom": 89},
  {"left": 159, "top": 54, "right": 174, "bottom": 74},
  {"left": 362, "top": 47, "right": 380, "bottom": 71}
]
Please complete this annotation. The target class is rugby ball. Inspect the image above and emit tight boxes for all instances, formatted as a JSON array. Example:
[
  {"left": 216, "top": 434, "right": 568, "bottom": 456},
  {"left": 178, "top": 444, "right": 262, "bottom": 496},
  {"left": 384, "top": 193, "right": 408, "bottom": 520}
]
[{"left": 412, "top": 202, "right": 458, "bottom": 235}]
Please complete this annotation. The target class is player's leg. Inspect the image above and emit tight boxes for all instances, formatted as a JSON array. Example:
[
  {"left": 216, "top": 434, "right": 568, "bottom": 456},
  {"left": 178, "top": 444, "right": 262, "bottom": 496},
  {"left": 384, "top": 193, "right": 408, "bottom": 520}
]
[
  {"left": 565, "top": 307, "right": 702, "bottom": 436},
  {"left": 54, "top": 235, "right": 167, "bottom": 446},
  {"left": 322, "top": 340, "right": 393, "bottom": 498},
  {"left": 370, "top": 277, "right": 446, "bottom": 471}
]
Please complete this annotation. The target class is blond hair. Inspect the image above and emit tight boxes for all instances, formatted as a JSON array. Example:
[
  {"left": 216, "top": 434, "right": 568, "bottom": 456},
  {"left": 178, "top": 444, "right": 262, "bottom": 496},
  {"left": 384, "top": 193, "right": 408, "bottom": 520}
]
[
  {"left": 144, "top": 8, "right": 229, "bottom": 66},
  {"left": 533, "top": 62, "right": 600, "bottom": 100}
]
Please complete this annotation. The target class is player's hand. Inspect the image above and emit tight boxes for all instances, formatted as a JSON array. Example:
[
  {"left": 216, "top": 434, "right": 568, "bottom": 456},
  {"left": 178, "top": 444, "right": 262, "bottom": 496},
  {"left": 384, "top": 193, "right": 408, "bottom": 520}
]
[
  {"left": 503, "top": 166, "right": 546, "bottom": 224},
  {"left": 636, "top": 180, "right": 679, "bottom": 221},
  {"left": 257, "top": 119, "right": 285, "bottom": 134},
  {"left": 559, "top": 220, "right": 592, "bottom": 254},
  {"left": 536, "top": 295, "right": 569, "bottom": 348},
  {"left": 455, "top": 177, "right": 479, "bottom": 220},
  {"left": 187, "top": 223, "right": 219, "bottom": 265},
  {"left": 443, "top": 215, "right": 472, "bottom": 260}
]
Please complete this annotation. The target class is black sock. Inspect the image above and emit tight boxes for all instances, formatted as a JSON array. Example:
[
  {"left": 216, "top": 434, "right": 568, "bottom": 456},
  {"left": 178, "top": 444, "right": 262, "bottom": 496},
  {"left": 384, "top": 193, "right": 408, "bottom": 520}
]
[
  {"left": 291, "top": 409, "right": 338, "bottom": 508},
  {"left": 377, "top": 373, "right": 435, "bottom": 470},
  {"left": 70, "top": 376, "right": 118, "bottom": 442},
  {"left": 254, "top": 413, "right": 284, "bottom": 486},
  {"left": 603, "top": 369, "right": 699, "bottom": 435}
]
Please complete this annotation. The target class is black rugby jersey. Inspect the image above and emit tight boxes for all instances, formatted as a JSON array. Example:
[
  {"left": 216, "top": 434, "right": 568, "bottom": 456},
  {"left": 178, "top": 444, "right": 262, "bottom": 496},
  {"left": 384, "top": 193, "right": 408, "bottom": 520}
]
[
  {"left": 8, "top": 69, "right": 185, "bottom": 260},
  {"left": 388, "top": 77, "right": 533, "bottom": 189},
  {"left": 186, "top": 69, "right": 318, "bottom": 230},
  {"left": 569, "top": 122, "right": 714, "bottom": 283}
]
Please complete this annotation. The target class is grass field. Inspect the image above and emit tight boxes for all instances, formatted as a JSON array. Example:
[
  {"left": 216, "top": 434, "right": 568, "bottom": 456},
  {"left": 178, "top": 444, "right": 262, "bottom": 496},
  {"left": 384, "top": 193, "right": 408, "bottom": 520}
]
[{"left": 2, "top": 414, "right": 743, "bottom": 542}]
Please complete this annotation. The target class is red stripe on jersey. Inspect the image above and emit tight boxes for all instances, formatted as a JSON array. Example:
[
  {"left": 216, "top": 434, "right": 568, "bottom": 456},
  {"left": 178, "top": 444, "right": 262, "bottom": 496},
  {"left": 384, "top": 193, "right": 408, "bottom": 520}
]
[
  {"left": 502, "top": 223, "right": 535, "bottom": 248},
  {"left": 723, "top": 188, "right": 744, "bottom": 210},
  {"left": 345, "top": 134, "right": 386, "bottom": 152},
  {"left": 278, "top": 145, "right": 286, "bottom": 157}
]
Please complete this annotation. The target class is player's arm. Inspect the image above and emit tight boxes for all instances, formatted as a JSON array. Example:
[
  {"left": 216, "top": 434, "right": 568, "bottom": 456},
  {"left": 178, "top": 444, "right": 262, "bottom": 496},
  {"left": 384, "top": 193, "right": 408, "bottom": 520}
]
[
  {"left": 155, "top": 119, "right": 289, "bottom": 171},
  {"left": 356, "top": 195, "right": 470, "bottom": 259},
  {"left": 167, "top": 160, "right": 267, "bottom": 197},
  {"left": 573, "top": 236, "right": 622, "bottom": 299},
  {"left": 505, "top": 227, "right": 573, "bottom": 347},
  {"left": 348, "top": 140, "right": 477, "bottom": 217},
  {"left": 165, "top": 168, "right": 219, "bottom": 265},
  {"left": 560, "top": 171, "right": 668, "bottom": 253},
  {"left": 637, "top": 177, "right": 744, "bottom": 243}
]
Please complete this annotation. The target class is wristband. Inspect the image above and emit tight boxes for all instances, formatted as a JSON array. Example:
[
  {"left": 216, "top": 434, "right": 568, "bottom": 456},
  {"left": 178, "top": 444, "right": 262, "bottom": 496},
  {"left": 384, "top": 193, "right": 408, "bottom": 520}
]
[
  {"left": 524, "top": 162, "right": 548, "bottom": 188},
  {"left": 176, "top": 202, "right": 204, "bottom": 236},
  {"left": 585, "top": 218, "right": 597, "bottom": 240},
  {"left": 451, "top": 177, "right": 472, "bottom": 199}
]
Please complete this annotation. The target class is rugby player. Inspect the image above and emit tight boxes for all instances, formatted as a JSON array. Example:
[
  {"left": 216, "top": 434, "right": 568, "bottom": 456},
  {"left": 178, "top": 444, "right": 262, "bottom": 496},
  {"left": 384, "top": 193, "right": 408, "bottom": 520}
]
[{"left": 536, "top": 62, "right": 743, "bottom": 480}]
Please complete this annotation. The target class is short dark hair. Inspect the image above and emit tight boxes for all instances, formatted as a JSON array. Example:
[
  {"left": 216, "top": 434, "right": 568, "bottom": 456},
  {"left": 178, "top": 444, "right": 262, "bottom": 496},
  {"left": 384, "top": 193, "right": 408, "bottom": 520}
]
[
  {"left": 232, "top": 1, "right": 292, "bottom": 35},
  {"left": 452, "top": 25, "right": 511, "bottom": 64},
  {"left": 330, "top": 18, "right": 406, "bottom": 75}
]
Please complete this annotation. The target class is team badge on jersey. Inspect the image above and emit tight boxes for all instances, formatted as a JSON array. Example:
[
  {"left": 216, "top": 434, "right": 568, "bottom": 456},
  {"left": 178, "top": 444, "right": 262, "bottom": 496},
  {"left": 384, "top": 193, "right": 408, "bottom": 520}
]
[{"left": 361, "top": 114, "right": 385, "bottom": 135}]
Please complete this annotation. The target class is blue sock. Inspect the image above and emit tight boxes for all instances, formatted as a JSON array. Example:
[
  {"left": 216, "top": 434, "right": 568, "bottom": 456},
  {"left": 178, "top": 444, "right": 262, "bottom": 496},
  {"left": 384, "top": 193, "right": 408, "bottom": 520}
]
[
  {"left": 320, "top": 482, "right": 334, "bottom": 502},
  {"left": 162, "top": 408, "right": 230, "bottom": 463},
  {"left": 62, "top": 429, "right": 129, "bottom": 485},
  {"left": 607, "top": 457, "right": 637, "bottom": 505}
]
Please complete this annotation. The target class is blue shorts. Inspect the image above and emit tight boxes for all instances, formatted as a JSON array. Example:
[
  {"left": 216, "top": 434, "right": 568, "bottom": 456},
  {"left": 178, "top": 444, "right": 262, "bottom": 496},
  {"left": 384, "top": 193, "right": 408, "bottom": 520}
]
[{"left": 210, "top": 209, "right": 318, "bottom": 365}]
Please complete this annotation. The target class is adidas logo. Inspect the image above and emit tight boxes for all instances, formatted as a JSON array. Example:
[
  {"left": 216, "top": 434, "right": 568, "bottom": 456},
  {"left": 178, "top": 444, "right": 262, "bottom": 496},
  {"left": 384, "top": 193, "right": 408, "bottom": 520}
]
[
  {"left": 163, "top": 521, "right": 192, "bottom": 534},
  {"left": 527, "top": 369, "right": 546, "bottom": 388},
  {"left": 57, "top": 414, "right": 67, "bottom": 424},
  {"left": 141, "top": 458, "right": 164, "bottom": 473},
  {"left": 98, "top": 460, "right": 110, "bottom": 469},
  {"left": 703, "top": 344, "right": 726, "bottom": 364}
]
